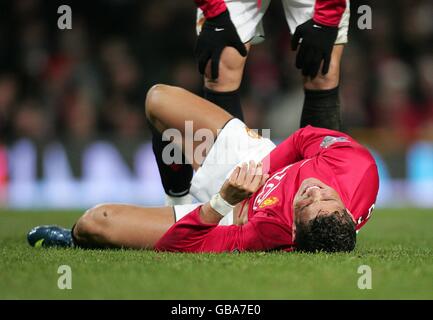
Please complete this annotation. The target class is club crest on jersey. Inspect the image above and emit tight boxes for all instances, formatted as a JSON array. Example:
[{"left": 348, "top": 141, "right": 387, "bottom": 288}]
[
  {"left": 320, "top": 136, "right": 350, "bottom": 148},
  {"left": 259, "top": 196, "right": 279, "bottom": 208},
  {"left": 253, "top": 165, "right": 292, "bottom": 210}
]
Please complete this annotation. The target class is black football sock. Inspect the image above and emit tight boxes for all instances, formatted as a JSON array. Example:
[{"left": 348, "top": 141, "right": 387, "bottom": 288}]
[
  {"left": 203, "top": 87, "right": 244, "bottom": 120},
  {"left": 149, "top": 122, "right": 193, "bottom": 197},
  {"left": 300, "top": 86, "right": 341, "bottom": 131}
]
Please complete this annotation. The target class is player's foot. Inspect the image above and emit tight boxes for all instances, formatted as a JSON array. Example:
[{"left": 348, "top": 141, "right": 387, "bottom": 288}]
[{"left": 27, "top": 225, "right": 74, "bottom": 248}]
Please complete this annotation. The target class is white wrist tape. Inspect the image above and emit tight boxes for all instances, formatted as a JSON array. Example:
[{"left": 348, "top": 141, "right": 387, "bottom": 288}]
[{"left": 210, "top": 193, "right": 234, "bottom": 217}]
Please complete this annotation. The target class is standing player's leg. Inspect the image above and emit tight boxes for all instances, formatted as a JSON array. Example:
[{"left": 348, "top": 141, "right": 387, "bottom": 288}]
[
  {"left": 301, "top": 45, "right": 344, "bottom": 131},
  {"left": 283, "top": 0, "right": 350, "bottom": 131},
  {"left": 197, "top": 0, "right": 271, "bottom": 120},
  {"left": 202, "top": 44, "right": 250, "bottom": 120}
]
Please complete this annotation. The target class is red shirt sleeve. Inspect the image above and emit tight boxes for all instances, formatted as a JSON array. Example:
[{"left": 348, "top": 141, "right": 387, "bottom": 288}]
[
  {"left": 194, "top": 0, "right": 227, "bottom": 19},
  {"left": 263, "top": 126, "right": 343, "bottom": 175},
  {"left": 155, "top": 206, "right": 293, "bottom": 253},
  {"left": 262, "top": 131, "right": 302, "bottom": 176},
  {"left": 351, "top": 164, "right": 378, "bottom": 230},
  {"left": 313, "top": 0, "right": 347, "bottom": 27}
]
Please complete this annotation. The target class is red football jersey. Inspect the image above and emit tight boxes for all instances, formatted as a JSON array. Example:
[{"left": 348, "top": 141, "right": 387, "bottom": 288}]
[{"left": 155, "top": 126, "right": 379, "bottom": 253}]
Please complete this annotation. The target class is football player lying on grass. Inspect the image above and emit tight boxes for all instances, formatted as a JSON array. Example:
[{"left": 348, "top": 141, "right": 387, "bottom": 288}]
[{"left": 28, "top": 84, "right": 379, "bottom": 253}]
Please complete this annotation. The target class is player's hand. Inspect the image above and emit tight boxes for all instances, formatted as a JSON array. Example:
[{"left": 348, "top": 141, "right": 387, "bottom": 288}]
[
  {"left": 291, "top": 19, "right": 338, "bottom": 79},
  {"left": 195, "top": 9, "right": 247, "bottom": 80},
  {"left": 220, "top": 161, "right": 269, "bottom": 206}
]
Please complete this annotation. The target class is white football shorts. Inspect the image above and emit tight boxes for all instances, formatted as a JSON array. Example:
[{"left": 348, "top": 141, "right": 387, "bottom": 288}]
[
  {"left": 174, "top": 118, "right": 276, "bottom": 225},
  {"left": 197, "top": 0, "right": 350, "bottom": 45}
]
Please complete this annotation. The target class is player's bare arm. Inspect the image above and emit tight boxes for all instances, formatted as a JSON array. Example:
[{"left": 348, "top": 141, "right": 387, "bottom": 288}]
[{"left": 200, "top": 161, "right": 268, "bottom": 224}]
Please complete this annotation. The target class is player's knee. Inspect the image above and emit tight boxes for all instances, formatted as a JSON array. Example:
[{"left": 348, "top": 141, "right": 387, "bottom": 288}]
[
  {"left": 304, "top": 45, "right": 343, "bottom": 90},
  {"left": 145, "top": 84, "right": 169, "bottom": 122},
  {"left": 304, "top": 72, "right": 340, "bottom": 90},
  {"left": 74, "top": 204, "right": 112, "bottom": 241},
  {"left": 204, "top": 47, "right": 247, "bottom": 91},
  {"left": 204, "top": 66, "right": 242, "bottom": 91}
]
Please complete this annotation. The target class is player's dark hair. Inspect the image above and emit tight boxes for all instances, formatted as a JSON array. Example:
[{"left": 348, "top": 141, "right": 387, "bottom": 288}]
[{"left": 295, "top": 209, "right": 356, "bottom": 253}]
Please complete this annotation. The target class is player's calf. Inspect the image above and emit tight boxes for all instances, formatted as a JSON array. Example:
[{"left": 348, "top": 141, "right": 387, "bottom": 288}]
[
  {"left": 300, "top": 45, "right": 343, "bottom": 131},
  {"left": 303, "top": 45, "right": 343, "bottom": 91},
  {"left": 145, "top": 84, "right": 194, "bottom": 202},
  {"left": 300, "top": 86, "right": 341, "bottom": 131}
]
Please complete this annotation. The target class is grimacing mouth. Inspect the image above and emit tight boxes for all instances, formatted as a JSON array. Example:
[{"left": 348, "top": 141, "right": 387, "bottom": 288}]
[{"left": 302, "top": 185, "right": 321, "bottom": 196}]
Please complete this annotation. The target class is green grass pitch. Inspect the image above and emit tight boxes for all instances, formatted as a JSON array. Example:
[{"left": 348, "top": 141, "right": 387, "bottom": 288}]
[{"left": 0, "top": 209, "right": 432, "bottom": 299}]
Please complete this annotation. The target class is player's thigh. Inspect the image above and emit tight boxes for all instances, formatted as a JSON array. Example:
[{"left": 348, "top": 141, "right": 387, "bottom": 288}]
[
  {"left": 146, "top": 85, "right": 232, "bottom": 135},
  {"left": 282, "top": 0, "right": 349, "bottom": 88},
  {"left": 204, "top": 44, "right": 251, "bottom": 91},
  {"left": 83, "top": 204, "right": 175, "bottom": 249},
  {"left": 197, "top": 0, "right": 270, "bottom": 90}
]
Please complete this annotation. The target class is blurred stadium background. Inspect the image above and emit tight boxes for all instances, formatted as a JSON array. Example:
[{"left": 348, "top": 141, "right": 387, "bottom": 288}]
[{"left": 0, "top": 0, "right": 432, "bottom": 209}]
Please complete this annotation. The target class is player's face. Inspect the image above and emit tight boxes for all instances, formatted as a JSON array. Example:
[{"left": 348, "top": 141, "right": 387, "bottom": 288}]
[{"left": 293, "top": 178, "right": 346, "bottom": 226}]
